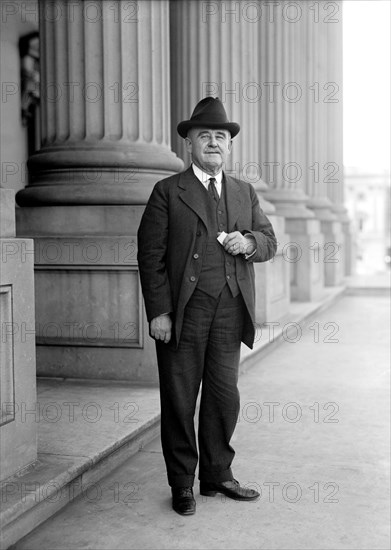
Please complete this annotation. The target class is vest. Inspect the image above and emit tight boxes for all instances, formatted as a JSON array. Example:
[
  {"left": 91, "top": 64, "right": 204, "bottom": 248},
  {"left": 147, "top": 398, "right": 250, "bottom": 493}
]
[{"left": 196, "top": 181, "right": 240, "bottom": 298}]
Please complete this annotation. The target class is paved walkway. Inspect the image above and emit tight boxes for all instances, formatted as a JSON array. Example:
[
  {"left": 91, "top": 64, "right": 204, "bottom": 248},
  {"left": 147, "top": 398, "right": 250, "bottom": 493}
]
[{"left": 12, "top": 293, "right": 390, "bottom": 550}]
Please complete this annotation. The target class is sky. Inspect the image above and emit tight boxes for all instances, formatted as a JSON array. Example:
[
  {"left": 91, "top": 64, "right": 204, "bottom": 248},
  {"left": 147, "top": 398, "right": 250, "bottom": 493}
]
[{"left": 343, "top": 0, "right": 390, "bottom": 171}]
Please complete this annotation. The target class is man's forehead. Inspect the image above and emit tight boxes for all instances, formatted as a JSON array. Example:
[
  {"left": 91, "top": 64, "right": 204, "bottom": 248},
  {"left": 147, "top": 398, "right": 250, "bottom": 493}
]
[{"left": 189, "top": 128, "right": 231, "bottom": 137}]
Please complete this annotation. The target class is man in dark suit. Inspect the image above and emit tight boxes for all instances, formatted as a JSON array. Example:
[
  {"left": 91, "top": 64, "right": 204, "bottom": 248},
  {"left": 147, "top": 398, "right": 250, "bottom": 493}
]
[{"left": 137, "top": 97, "right": 277, "bottom": 515}]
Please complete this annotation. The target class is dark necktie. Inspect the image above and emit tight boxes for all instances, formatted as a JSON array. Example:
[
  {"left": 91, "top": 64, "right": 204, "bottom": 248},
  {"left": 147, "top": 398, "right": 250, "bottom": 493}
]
[{"left": 208, "top": 177, "right": 219, "bottom": 202}]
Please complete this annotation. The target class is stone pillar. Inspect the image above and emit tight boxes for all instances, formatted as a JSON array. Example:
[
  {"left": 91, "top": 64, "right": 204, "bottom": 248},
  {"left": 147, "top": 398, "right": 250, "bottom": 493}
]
[
  {"left": 0, "top": 189, "right": 37, "bottom": 480},
  {"left": 170, "top": 0, "right": 290, "bottom": 324},
  {"left": 17, "top": 0, "right": 182, "bottom": 206},
  {"left": 325, "top": 10, "right": 354, "bottom": 276},
  {"left": 170, "top": 0, "right": 275, "bottom": 211},
  {"left": 304, "top": 3, "right": 344, "bottom": 286},
  {"left": 259, "top": 2, "right": 324, "bottom": 301},
  {"left": 16, "top": 0, "right": 183, "bottom": 382}
]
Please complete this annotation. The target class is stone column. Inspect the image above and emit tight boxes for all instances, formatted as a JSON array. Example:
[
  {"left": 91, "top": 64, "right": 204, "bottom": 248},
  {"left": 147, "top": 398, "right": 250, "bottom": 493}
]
[
  {"left": 259, "top": 2, "right": 324, "bottom": 301},
  {"left": 260, "top": 3, "right": 313, "bottom": 219},
  {"left": 303, "top": 3, "right": 346, "bottom": 286},
  {"left": 305, "top": 12, "right": 336, "bottom": 220},
  {"left": 170, "top": 0, "right": 290, "bottom": 324},
  {"left": 17, "top": 0, "right": 182, "bottom": 206},
  {"left": 16, "top": 0, "right": 182, "bottom": 382},
  {"left": 325, "top": 10, "right": 354, "bottom": 276},
  {"left": 325, "top": 13, "right": 345, "bottom": 221},
  {"left": 170, "top": 0, "right": 274, "bottom": 212},
  {"left": 0, "top": 189, "right": 37, "bottom": 480}
]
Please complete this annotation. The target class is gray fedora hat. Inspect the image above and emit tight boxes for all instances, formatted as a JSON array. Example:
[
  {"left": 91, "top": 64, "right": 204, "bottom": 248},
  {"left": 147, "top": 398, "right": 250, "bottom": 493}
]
[{"left": 177, "top": 97, "right": 240, "bottom": 139}]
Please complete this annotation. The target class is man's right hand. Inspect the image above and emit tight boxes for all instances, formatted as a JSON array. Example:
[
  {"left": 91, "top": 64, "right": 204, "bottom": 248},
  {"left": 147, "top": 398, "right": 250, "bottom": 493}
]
[{"left": 150, "top": 314, "right": 172, "bottom": 343}]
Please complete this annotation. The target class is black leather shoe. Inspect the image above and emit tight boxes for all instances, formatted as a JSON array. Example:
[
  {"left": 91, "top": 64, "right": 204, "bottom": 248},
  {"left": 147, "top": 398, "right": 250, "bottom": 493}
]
[
  {"left": 200, "top": 479, "right": 260, "bottom": 501},
  {"left": 171, "top": 487, "right": 196, "bottom": 515}
]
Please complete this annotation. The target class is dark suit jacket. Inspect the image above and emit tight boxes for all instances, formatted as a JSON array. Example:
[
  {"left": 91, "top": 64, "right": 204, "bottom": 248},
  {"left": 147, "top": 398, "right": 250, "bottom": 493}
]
[{"left": 137, "top": 167, "right": 277, "bottom": 349}]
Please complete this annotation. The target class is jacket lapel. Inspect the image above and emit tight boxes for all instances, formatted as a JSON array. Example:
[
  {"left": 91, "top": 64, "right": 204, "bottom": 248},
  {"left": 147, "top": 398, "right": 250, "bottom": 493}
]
[
  {"left": 224, "top": 174, "right": 242, "bottom": 231},
  {"left": 178, "top": 167, "right": 209, "bottom": 228},
  {"left": 178, "top": 168, "right": 242, "bottom": 232}
]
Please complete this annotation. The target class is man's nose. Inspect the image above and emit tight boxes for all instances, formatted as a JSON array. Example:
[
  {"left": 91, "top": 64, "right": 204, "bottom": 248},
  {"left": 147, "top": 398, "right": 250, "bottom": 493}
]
[{"left": 208, "top": 135, "right": 218, "bottom": 146}]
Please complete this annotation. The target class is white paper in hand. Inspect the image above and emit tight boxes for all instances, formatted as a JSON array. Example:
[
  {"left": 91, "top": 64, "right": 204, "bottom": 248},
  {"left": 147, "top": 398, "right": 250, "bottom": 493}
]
[{"left": 217, "top": 231, "right": 228, "bottom": 245}]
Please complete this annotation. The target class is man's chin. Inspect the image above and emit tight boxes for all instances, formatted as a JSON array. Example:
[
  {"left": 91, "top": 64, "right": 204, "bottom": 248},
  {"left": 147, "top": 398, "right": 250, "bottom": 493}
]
[{"left": 202, "top": 159, "right": 223, "bottom": 172}]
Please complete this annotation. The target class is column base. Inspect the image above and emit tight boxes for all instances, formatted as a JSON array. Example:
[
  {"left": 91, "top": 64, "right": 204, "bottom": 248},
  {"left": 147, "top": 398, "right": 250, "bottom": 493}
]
[
  {"left": 252, "top": 180, "right": 276, "bottom": 215},
  {"left": 258, "top": 193, "right": 276, "bottom": 216},
  {"left": 321, "top": 220, "right": 345, "bottom": 286},
  {"left": 16, "top": 142, "right": 184, "bottom": 206},
  {"left": 16, "top": 205, "right": 158, "bottom": 383},
  {"left": 254, "top": 214, "right": 290, "bottom": 325},
  {"left": 331, "top": 204, "right": 350, "bottom": 224},
  {"left": 307, "top": 196, "right": 338, "bottom": 222},
  {"left": 285, "top": 218, "right": 325, "bottom": 302},
  {"left": 264, "top": 189, "right": 315, "bottom": 219},
  {"left": 341, "top": 220, "right": 356, "bottom": 276}
]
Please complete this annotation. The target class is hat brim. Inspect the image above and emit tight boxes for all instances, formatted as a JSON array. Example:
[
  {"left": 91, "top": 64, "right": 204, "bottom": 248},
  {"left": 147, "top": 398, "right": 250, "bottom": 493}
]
[{"left": 177, "top": 120, "right": 240, "bottom": 139}]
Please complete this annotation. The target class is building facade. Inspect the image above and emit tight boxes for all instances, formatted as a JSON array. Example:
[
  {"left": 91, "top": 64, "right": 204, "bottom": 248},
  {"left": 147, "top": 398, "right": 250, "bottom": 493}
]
[
  {"left": 345, "top": 167, "right": 390, "bottom": 274},
  {"left": 1, "top": 0, "right": 352, "bottom": 485}
]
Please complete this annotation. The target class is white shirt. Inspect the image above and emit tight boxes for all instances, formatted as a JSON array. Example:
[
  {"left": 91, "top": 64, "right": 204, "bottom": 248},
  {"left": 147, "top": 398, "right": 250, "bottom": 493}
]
[{"left": 192, "top": 163, "right": 222, "bottom": 196}]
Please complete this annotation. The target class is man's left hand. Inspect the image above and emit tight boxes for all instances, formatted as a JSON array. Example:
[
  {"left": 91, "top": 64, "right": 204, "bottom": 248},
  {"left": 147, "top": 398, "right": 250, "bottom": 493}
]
[{"left": 221, "top": 231, "right": 255, "bottom": 256}]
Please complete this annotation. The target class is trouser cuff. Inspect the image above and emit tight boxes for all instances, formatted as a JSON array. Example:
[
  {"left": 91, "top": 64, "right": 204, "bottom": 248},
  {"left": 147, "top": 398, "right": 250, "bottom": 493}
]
[
  {"left": 198, "top": 467, "right": 233, "bottom": 483},
  {"left": 168, "top": 473, "right": 195, "bottom": 488}
]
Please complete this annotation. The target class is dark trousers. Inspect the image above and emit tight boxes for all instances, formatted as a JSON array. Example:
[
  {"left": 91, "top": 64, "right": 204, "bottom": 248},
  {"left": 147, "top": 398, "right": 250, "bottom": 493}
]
[{"left": 155, "top": 284, "right": 245, "bottom": 488}]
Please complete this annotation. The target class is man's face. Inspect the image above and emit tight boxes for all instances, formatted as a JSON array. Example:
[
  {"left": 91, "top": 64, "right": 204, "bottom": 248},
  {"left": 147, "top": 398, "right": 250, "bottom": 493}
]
[{"left": 185, "top": 128, "right": 232, "bottom": 175}]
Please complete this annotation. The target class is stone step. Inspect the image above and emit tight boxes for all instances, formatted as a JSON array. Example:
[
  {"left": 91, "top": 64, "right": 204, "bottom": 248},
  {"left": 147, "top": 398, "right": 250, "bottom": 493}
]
[
  {"left": 1, "top": 382, "right": 160, "bottom": 550},
  {"left": 1, "top": 285, "right": 347, "bottom": 550}
]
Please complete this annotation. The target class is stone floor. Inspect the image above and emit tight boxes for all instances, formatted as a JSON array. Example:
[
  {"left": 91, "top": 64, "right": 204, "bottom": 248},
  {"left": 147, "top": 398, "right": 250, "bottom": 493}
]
[{"left": 10, "top": 290, "right": 390, "bottom": 550}]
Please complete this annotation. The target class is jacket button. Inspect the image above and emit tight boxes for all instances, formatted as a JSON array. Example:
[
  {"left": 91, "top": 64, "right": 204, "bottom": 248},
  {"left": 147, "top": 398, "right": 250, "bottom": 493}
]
[
  {"left": 226, "top": 275, "right": 230, "bottom": 280},
  {"left": 193, "top": 253, "right": 199, "bottom": 259},
  {"left": 190, "top": 276, "right": 196, "bottom": 282},
  {"left": 196, "top": 231, "right": 201, "bottom": 236}
]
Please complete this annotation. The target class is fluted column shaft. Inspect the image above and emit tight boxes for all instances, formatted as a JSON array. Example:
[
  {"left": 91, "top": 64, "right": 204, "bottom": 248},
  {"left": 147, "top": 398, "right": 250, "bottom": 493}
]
[
  {"left": 325, "top": 9, "right": 349, "bottom": 222},
  {"left": 260, "top": 1, "right": 314, "bottom": 218},
  {"left": 170, "top": 0, "right": 274, "bottom": 213},
  {"left": 304, "top": 2, "right": 337, "bottom": 221},
  {"left": 16, "top": 0, "right": 183, "bottom": 206}
]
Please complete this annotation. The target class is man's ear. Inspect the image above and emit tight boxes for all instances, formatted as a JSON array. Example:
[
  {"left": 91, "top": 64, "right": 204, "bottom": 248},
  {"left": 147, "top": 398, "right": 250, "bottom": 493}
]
[
  {"left": 185, "top": 136, "right": 192, "bottom": 154},
  {"left": 228, "top": 139, "right": 233, "bottom": 154}
]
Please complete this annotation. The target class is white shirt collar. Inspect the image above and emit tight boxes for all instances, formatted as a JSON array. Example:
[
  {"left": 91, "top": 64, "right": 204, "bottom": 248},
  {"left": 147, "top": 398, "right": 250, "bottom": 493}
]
[{"left": 192, "top": 163, "right": 223, "bottom": 186}]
